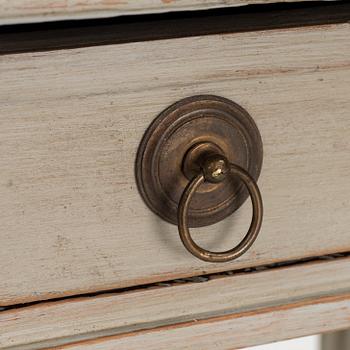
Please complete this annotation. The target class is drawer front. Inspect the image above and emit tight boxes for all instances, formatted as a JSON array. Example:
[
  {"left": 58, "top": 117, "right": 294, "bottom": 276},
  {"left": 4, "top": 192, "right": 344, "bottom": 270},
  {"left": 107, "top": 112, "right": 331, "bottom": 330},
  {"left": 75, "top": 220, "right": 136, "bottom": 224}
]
[{"left": 1, "top": 23, "right": 350, "bottom": 305}]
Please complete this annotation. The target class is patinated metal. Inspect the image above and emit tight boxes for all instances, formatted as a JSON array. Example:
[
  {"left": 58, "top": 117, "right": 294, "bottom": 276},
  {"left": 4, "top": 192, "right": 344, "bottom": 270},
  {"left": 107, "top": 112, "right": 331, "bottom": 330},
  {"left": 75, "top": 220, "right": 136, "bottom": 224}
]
[
  {"left": 178, "top": 154, "right": 263, "bottom": 262},
  {"left": 135, "top": 95, "right": 263, "bottom": 228}
]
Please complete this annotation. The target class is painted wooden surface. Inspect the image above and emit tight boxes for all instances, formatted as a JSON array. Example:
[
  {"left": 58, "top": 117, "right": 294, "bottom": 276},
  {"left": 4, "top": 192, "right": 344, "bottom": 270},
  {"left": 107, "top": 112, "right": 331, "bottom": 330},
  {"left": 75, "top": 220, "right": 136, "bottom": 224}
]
[
  {"left": 1, "top": 23, "right": 350, "bottom": 306},
  {"left": 1, "top": 257, "right": 350, "bottom": 350},
  {"left": 0, "top": 0, "right": 335, "bottom": 25},
  {"left": 51, "top": 294, "right": 350, "bottom": 350}
]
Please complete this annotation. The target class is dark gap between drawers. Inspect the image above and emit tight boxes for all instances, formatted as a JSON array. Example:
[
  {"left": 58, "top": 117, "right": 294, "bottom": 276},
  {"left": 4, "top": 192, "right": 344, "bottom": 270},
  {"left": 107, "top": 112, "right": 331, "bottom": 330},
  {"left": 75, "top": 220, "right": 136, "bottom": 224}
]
[{"left": 0, "top": 1, "right": 349, "bottom": 55}]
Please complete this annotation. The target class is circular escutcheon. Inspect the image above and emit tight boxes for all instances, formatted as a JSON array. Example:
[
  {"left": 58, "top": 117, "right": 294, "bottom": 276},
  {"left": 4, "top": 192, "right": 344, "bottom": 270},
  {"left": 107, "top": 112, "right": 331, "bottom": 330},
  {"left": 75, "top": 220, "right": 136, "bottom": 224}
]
[{"left": 135, "top": 95, "right": 263, "bottom": 227}]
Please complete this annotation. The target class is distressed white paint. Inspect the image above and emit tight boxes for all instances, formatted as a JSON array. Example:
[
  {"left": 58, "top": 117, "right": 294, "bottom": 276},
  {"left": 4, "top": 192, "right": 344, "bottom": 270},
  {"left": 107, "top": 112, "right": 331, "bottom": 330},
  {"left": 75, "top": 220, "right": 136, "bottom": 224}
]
[
  {"left": 0, "top": 0, "right": 334, "bottom": 25},
  {"left": 51, "top": 295, "right": 350, "bottom": 350},
  {"left": 1, "top": 24, "right": 350, "bottom": 305},
  {"left": 1, "top": 257, "right": 350, "bottom": 350}
]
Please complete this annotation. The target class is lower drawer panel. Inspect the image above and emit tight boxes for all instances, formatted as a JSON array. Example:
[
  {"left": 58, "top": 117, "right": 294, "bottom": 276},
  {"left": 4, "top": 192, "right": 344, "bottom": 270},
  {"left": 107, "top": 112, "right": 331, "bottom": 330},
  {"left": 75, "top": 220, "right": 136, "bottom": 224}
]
[{"left": 1, "top": 23, "right": 350, "bottom": 305}]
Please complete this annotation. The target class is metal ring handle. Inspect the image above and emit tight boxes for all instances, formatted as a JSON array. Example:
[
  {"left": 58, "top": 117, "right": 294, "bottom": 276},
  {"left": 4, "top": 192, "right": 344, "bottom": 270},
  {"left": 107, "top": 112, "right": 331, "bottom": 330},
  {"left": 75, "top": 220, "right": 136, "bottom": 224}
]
[{"left": 178, "top": 158, "right": 263, "bottom": 263}]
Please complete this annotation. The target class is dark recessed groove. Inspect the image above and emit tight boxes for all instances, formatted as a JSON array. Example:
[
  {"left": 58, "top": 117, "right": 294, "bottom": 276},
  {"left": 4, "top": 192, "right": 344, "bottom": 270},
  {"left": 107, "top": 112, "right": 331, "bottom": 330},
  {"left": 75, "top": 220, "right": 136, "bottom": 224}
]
[{"left": 0, "top": 1, "right": 349, "bottom": 55}]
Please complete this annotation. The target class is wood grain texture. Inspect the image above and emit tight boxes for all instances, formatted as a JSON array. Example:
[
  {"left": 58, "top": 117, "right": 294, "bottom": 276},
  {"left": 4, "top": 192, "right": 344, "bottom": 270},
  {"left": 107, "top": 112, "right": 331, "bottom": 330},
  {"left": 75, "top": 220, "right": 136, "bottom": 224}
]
[
  {"left": 1, "top": 23, "right": 350, "bottom": 306},
  {"left": 0, "top": 0, "right": 335, "bottom": 25},
  {"left": 1, "top": 257, "right": 350, "bottom": 350},
  {"left": 51, "top": 294, "right": 350, "bottom": 350}
]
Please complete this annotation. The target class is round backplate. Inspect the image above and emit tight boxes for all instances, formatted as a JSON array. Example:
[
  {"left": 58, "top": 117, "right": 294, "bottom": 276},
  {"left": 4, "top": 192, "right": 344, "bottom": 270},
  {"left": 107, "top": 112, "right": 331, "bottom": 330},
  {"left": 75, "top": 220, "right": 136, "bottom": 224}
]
[{"left": 135, "top": 95, "right": 263, "bottom": 227}]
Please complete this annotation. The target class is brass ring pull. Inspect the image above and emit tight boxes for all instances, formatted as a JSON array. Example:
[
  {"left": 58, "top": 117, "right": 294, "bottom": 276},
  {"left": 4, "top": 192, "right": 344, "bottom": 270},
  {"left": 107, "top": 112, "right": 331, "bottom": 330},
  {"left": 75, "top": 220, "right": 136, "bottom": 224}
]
[
  {"left": 178, "top": 154, "right": 263, "bottom": 263},
  {"left": 135, "top": 96, "right": 264, "bottom": 262}
]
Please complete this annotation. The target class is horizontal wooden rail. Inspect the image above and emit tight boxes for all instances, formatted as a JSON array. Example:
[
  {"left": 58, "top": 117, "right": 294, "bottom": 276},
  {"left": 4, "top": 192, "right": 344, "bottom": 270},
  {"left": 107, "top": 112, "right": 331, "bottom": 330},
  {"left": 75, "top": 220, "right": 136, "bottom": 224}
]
[
  {"left": 54, "top": 293, "right": 350, "bottom": 350},
  {"left": 1, "top": 256, "right": 350, "bottom": 349}
]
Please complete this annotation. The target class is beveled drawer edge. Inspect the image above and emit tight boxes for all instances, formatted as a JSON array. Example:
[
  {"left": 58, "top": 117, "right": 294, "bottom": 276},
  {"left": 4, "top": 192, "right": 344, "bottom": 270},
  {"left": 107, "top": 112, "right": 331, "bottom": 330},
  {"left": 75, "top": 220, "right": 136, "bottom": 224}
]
[{"left": 0, "top": 0, "right": 338, "bottom": 26}]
